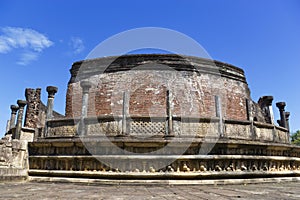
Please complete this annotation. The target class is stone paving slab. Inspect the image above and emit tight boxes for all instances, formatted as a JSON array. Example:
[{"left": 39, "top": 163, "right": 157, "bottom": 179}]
[{"left": 1, "top": 181, "right": 300, "bottom": 200}]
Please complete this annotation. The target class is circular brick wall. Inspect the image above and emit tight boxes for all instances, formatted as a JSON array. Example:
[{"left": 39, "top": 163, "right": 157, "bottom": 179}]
[{"left": 65, "top": 54, "right": 252, "bottom": 121}]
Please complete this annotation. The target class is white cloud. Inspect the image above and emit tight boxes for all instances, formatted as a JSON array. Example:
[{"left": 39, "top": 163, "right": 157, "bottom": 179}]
[
  {"left": 69, "top": 37, "right": 84, "bottom": 54},
  {"left": 0, "top": 26, "right": 53, "bottom": 65},
  {"left": 16, "top": 51, "right": 39, "bottom": 66}
]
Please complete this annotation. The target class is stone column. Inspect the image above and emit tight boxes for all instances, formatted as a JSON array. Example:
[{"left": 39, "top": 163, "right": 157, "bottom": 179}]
[
  {"left": 122, "top": 91, "right": 129, "bottom": 135},
  {"left": 215, "top": 96, "right": 224, "bottom": 137},
  {"left": 276, "top": 102, "right": 287, "bottom": 128},
  {"left": 285, "top": 112, "right": 290, "bottom": 132},
  {"left": 258, "top": 96, "right": 274, "bottom": 124},
  {"left": 79, "top": 81, "right": 92, "bottom": 136},
  {"left": 166, "top": 90, "right": 174, "bottom": 136},
  {"left": 5, "top": 120, "right": 10, "bottom": 133},
  {"left": 9, "top": 105, "right": 19, "bottom": 129},
  {"left": 14, "top": 100, "right": 27, "bottom": 139},
  {"left": 46, "top": 86, "right": 58, "bottom": 120},
  {"left": 245, "top": 98, "right": 253, "bottom": 121}
]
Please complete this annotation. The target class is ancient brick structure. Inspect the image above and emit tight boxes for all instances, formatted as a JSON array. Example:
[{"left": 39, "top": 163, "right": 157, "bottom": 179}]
[
  {"left": 66, "top": 55, "right": 250, "bottom": 121},
  {"left": 1, "top": 54, "right": 300, "bottom": 182}
]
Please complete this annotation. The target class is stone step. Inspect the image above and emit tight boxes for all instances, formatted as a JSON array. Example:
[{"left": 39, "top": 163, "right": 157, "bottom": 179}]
[
  {"left": 0, "top": 168, "right": 28, "bottom": 182},
  {"left": 28, "top": 169, "right": 300, "bottom": 180}
]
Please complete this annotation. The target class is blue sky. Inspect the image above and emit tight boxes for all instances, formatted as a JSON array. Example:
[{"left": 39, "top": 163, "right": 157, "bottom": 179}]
[{"left": 0, "top": 0, "right": 299, "bottom": 136}]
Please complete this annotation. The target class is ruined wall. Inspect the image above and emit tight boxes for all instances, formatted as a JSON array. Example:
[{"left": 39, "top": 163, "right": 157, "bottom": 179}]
[{"left": 0, "top": 129, "right": 34, "bottom": 181}]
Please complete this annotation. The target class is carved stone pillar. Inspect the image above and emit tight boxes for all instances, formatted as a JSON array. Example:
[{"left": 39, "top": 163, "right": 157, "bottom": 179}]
[
  {"left": 276, "top": 102, "right": 287, "bottom": 128},
  {"left": 14, "top": 100, "right": 27, "bottom": 139},
  {"left": 79, "top": 81, "right": 92, "bottom": 136},
  {"left": 258, "top": 96, "right": 274, "bottom": 124},
  {"left": 46, "top": 86, "right": 58, "bottom": 120},
  {"left": 9, "top": 105, "right": 19, "bottom": 129}
]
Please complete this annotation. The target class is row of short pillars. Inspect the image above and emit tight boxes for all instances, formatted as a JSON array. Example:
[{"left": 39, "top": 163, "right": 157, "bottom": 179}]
[
  {"left": 8, "top": 86, "right": 58, "bottom": 139},
  {"left": 8, "top": 100, "right": 27, "bottom": 139},
  {"left": 26, "top": 82, "right": 290, "bottom": 137},
  {"left": 257, "top": 96, "right": 290, "bottom": 131}
]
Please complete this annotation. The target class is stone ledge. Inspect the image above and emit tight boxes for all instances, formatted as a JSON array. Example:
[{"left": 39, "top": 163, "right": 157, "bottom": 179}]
[{"left": 28, "top": 175, "right": 300, "bottom": 186}]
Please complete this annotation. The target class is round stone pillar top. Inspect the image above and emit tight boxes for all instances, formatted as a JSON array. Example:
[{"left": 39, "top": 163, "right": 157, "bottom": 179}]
[
  {"left": 10, "top": 105, "right": 19, "bottom": 113},
  {"left": 276, "top": 102, "right": 286, "bottom": 110},
  {"left": 80, "top": 81, "right": 92, "bottom": 93},
  {"left": 46, "top": 86, "right": 58, "bottom": 98},
  {"left": 17, "top": 100, "right": 27, "bottom": 107}
]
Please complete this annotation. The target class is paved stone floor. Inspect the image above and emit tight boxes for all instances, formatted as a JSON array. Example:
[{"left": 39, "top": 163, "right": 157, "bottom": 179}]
[{"left": 1, "top": 181, "right": 300, "bottom": 200}]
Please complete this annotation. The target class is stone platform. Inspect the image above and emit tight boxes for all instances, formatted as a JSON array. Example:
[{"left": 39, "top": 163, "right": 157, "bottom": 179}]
[{"left": 1, "top": 54, "right": 297, "bottom": 184}]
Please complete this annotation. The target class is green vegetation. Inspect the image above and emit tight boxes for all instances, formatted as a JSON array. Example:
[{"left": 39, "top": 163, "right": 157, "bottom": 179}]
[{"left": 291, "top": 130, "right": 300, "bottom": 146}]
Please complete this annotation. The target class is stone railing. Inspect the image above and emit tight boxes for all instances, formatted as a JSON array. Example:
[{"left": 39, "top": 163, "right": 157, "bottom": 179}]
[
  {"left": 45, "top": 118, "right": 78, "bottom": 137},
  {"left": 44, "top": 115, "right": 290, "bottom": 144}
]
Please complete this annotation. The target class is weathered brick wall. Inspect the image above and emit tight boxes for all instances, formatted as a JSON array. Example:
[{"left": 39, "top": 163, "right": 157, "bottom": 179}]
[{"left": 65, "top": 55, "right": 253, "bottom": 122}]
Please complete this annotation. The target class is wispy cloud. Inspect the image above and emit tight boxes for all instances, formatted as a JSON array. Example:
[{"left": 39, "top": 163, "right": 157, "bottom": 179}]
[
  {"left": 0, "top": 26, "right": 53, "bottom": 65},
  {"left": 17, "top": 51, "right": 39, "bottom": 66},
  {"left": 69, "top": 37, "right": 84, "bottom": 54}
]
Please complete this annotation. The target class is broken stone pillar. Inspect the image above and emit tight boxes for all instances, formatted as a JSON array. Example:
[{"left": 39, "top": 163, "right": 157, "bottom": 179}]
[
  {"left": 46, "top": 86, "right": 58, "bottom": 120},
  {"left": 79, "top": 81, "right": 92, "bottom": 136},
  {"left": 14, "top": 100, "right": 27, "bottom": 139},
  {"left": 276, "top": 102, "right": 287, "bottom": 128},
  {"left": 24, "top": 88, "right": 41, "bottom": 128},
  {"left": 9, "top": 105, "right": 19, "bottom": 129},
  {"left": 5, "top": 120, "right": 10, "bottom": 133},
  {"left": 258, "top": 96, "right": 274, "bottom": 124}
]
